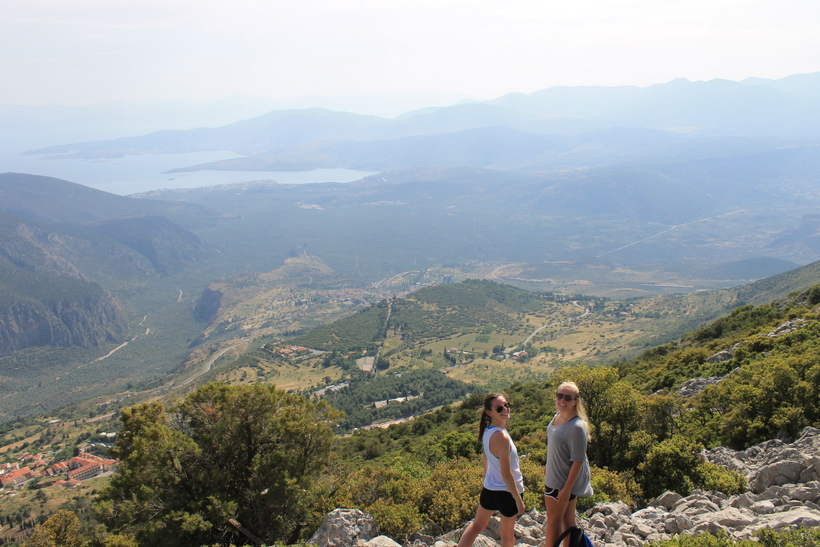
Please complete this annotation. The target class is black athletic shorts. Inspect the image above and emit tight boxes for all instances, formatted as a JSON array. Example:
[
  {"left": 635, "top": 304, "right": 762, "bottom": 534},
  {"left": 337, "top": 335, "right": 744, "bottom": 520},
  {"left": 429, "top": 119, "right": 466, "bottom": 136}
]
[
  {"left": 543, "top": 487, "right": 576, "bottom": 501},
  {"left": 479, "top": 487, "right": 520, "bottom": 518}
]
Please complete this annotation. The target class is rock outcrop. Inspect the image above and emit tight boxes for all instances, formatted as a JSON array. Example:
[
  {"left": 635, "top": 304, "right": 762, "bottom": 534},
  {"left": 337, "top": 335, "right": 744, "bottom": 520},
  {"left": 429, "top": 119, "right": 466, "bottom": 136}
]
[
  {"left": 310, "top": 428, "right": 820, "bottom": 547},
  {"left": 704, "top": 426, "right": 820, "bottom": 494},
  {"left": 676, "top": 374, "right": 728, "bottom": 398},
  {"left": 309, "top": 508, "right": 380, "bottom": 547},
  {"left": 0, "top": 281, "right": 129, "bottom": 357}
]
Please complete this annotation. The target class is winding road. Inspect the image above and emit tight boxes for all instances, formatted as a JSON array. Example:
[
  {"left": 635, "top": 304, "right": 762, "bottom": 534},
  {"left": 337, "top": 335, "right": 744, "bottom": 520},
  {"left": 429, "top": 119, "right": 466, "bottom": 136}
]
[
  {"left": 179, "top": 339, "right": 252, "bottom": 386},
  {"left": 520, "top": 301, "right": 589, "bottom": 347}
]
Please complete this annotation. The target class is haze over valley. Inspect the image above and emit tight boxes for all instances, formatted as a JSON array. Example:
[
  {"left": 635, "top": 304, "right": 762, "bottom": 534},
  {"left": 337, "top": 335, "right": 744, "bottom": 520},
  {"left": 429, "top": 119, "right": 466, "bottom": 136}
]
[{"left": 1, "top": 72, "right": 820, "bottom": 423}]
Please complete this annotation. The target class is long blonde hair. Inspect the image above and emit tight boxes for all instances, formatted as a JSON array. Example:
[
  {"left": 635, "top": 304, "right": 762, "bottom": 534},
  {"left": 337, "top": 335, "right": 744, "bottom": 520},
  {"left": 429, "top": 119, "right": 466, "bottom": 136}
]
[{"left": 557, "top": 381, "right": 590, "bottom": 434}]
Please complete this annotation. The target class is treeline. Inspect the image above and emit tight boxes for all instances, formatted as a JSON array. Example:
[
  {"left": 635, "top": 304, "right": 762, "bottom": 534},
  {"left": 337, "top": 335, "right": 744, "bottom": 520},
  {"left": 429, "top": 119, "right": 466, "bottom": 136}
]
[{"left": 319, "top": 369, "right": 474, "bottom": 429}]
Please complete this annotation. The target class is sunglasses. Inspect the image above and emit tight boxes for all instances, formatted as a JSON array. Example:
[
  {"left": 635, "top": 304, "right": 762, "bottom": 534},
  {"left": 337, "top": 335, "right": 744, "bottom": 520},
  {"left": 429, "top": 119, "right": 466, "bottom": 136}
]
[
  {"left": 555, "top": 392, "right": 576, "bottom": 401},
  {"left": 495, "top": 402, "right": 511, "bottom": 413}
]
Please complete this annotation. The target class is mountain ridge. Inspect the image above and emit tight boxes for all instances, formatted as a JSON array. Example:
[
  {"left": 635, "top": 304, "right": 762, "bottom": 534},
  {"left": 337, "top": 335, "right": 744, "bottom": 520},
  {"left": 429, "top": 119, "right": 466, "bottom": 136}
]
[
  {"left": 20, "top": 73, "right": 820, "bottom": 175},
  {"left": 0, "top": 172, "right": 227, "bottom": 229}
]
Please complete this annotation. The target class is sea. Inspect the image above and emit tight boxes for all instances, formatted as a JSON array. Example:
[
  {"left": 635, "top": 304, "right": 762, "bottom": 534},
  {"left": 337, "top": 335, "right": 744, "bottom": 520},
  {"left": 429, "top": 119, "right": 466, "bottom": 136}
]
[{"left": 0, "top": 148, "right": 377, "bottom": 196}]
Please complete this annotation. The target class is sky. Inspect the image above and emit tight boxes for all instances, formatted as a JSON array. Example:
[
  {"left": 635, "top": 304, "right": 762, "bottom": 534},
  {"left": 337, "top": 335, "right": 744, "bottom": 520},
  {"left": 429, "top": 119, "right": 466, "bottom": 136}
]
[{"left": 2, "top": 0, "right": 820, "bottom": 107}]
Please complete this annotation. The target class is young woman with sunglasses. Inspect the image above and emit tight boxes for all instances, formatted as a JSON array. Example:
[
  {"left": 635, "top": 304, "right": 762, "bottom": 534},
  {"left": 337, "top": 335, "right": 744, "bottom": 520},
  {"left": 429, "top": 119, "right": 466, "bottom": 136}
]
[
  {"left": 456, "top": 393, "right": 525, "bottom": 547},
  {"left": 544, "top": 381, "right": 592, "bottom": 547}
]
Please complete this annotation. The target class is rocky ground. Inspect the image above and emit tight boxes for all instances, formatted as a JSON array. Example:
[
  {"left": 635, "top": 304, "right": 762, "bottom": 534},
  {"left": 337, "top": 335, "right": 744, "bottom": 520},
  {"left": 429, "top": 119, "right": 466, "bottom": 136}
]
[{"left": 309, "top": 427, "right": 820, "bottom": 547}]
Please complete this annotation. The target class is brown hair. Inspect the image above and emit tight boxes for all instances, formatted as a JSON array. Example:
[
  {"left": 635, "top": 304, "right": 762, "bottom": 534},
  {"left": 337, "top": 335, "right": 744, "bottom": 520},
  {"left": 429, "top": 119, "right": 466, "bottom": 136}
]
[{"left": 478, "top": 392, "right": 506, "bottom": 442}]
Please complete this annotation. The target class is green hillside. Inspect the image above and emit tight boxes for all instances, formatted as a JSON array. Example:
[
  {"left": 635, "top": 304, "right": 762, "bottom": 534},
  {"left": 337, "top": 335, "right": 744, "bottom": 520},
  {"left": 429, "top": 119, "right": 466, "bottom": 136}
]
[
  {"left": 289, "top": 279, "right": 550, "bottom": 350},
  {"left": 624, "top": 259, "right": 820, "bottom": 348}
]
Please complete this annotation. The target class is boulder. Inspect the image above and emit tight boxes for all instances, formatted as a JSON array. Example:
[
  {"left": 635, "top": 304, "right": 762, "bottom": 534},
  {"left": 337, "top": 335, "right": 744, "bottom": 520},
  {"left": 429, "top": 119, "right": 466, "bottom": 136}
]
[
  {"left": 677, "top": 375, "right": 727, "bottom": 397},
  {"left": 471, "top": 534, "right": 495, "bottom": 547},
  {"left": 700, "top": 507, "right": 755, "bottom": 529},
  {"left": 664, "top": 514, "right": 694, "bottom": 534},
  {"left": 745, "top": 506, "right": 820, "bottom": 534},
  {"left": 362, "top": 536, "right": 402, "bottom": 547},
  {"left": 753, "top": 460, "right": 806, "bottom": 493},
  {"left": 650, "top": 491, "right": 683, "bottom": 511},
  {"left": 766, "top": 319, "right": 806, "bottom": 337},
  {"left": 309, "top": 508, "right": 378, "bottom": 547}
]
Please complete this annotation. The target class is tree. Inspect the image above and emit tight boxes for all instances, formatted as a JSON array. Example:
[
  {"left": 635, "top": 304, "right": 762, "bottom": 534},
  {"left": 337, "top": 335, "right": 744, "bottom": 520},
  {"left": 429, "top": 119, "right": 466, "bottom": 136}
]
[
  {"left": 636, "top": 435, "right": 744, "bottom": 498},
  {"left": 24, "top": 510, "right": 83, "bottom": 547},
  {"left": 96, "top": 382, "right": 342, "bottom": 547}
]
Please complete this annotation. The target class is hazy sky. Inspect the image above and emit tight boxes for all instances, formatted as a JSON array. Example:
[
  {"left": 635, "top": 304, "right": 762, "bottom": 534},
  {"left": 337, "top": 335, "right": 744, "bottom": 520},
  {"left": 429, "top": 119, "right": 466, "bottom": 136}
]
[{"left": 2, "top": 0, "right": 820, "bottom": 106}]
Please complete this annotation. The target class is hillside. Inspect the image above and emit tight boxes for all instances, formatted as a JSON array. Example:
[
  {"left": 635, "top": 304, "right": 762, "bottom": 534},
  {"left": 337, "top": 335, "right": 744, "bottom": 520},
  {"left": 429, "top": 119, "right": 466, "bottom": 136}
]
[
  {"left": 0, "top": 205, "right": 214, "bottom": 421},
  {"left": 0, "top": 262, "right": 128, "bottom": 358},
  {"left": 628, "top": 258, "right": 820, "bottom": 346},
  {"left": 291, "top": 279, "right": 548, "bottom": 350},
  {"left": 206, "top": 256, "right": 820, "bottom": 404},
  {"left": 287, "top": 256, "right": 820, "bottom": 361},
  {"left": 0, "top": 172, "right": 226, "bottom": 229},
  {"left": 0, "top": 211, "right": 131, "bottom": 358}
]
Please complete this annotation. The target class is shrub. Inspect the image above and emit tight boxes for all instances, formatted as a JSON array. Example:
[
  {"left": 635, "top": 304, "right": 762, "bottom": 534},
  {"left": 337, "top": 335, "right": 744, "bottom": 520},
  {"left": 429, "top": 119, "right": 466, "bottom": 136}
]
[
  {"left": 367, "top": 501, "right": 423, "bottom": 543},
  {"left": 577, "top": 466, "right": 641, "bottom": 512},
  {"left": 417, "top": 458, "right": 483, "bottom": 534},
  {"left": 646, "top": 528, "right": 820, "bottom": 546}
]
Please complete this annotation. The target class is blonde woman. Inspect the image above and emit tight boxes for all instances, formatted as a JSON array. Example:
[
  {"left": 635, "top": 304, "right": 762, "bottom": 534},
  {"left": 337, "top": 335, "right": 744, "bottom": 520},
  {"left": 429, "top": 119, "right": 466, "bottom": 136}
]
[
  {"left": 457, "top": 393, "right": 525, "bottom": 547},
  {"left": 544, "top": 382, "right": 592, "bottom": 547}
]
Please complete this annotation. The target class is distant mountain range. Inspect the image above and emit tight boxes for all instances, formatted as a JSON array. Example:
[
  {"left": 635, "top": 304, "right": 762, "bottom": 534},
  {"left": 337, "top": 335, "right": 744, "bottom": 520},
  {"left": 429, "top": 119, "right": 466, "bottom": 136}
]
[{"left": 22, "top": 73, "right": 820, "bottom": 175}]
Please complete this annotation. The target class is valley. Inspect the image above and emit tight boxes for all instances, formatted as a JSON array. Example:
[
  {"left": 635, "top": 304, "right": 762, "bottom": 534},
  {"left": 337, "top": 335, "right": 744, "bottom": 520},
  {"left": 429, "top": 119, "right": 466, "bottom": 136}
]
[
  {"left": 4, "top": 74, "right": 820, "bottom": 546},
  {"left": 0, "top": 166, "right": 818, "bottom": 425}
]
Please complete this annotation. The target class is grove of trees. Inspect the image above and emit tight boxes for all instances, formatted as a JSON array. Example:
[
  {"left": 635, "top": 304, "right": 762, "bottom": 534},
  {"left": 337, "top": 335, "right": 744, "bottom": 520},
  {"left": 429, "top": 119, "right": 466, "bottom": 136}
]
[{"left": 93, "top": 383, "right": 341, "bottom": 547}]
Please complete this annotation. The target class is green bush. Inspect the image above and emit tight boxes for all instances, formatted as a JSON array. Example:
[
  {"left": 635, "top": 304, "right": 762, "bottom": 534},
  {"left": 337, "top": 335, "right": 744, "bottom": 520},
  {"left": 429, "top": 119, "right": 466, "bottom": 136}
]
[
  {"left": 367, "top": 501, "right": 424, "bottom": 543},
  {"left": 647, "top": 528, "right": 820, "bottom": 547},
  {"left": 577, "top": 466, "right": 641, "bottom": 512},
  {"left": 637, "top": 436, "right": 703, "bottom": 498},
  {"left": 696, "top": 462, "right": 747, "bottom": 496},
  {"left": 647, "top": 531, "right": 757, "bottom": 546}
]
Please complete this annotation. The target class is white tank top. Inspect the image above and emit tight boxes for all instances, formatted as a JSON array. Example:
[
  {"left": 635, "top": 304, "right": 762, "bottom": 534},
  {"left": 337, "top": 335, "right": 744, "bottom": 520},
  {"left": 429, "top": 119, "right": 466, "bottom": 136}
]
[{"left": 482, "top": 426, "right": 524, "bottom": 492}]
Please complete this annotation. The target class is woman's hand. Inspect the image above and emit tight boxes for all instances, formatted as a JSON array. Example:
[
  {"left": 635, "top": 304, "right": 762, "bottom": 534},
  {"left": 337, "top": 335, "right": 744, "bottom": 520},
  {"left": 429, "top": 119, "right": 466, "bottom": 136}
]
[
  {"left": 556, "top": 487, "right": 572, "bottom": 504},
  {"left": 515, "top": 495, "right": 526, "bottom": 516}
]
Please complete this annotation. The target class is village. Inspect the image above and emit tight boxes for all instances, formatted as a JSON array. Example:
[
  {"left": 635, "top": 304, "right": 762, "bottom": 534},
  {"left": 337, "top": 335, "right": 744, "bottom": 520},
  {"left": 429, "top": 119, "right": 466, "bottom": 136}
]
[{"left": 1, "top": 445, "right": 118, "bottom": 494}]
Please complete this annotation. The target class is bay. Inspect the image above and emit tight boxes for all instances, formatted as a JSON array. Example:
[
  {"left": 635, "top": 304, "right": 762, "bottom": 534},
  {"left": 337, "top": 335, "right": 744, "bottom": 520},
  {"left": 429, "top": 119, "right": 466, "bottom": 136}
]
[{"left": 0, "top": 149, "right": 377, "bottom": 195}]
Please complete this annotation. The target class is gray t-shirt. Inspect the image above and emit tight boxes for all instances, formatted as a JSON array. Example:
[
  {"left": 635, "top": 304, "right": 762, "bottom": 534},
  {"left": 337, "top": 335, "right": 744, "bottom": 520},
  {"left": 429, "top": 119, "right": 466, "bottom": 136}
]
[{"left": 544, "top": 415, "right": 592, "bottom": 497}]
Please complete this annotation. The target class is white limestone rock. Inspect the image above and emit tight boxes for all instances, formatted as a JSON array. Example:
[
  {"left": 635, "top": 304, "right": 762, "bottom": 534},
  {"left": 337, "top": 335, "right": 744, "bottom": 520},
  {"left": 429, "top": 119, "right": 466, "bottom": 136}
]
[{"left": 309, "top": 508, "right": 378, "bottom": 547}]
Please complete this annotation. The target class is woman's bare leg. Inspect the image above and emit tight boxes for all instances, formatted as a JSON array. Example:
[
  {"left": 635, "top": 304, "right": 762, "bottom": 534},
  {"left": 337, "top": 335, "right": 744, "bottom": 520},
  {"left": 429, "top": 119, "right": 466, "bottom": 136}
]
[
  {"left": 498, "top": 514, "right": 517, "bottom": 547},
  {"left": 544, "top": 495, "right": 571, "bottom": 547},
  {"left": 457, "top": 506, "right": 495, "bottom": 547}
]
